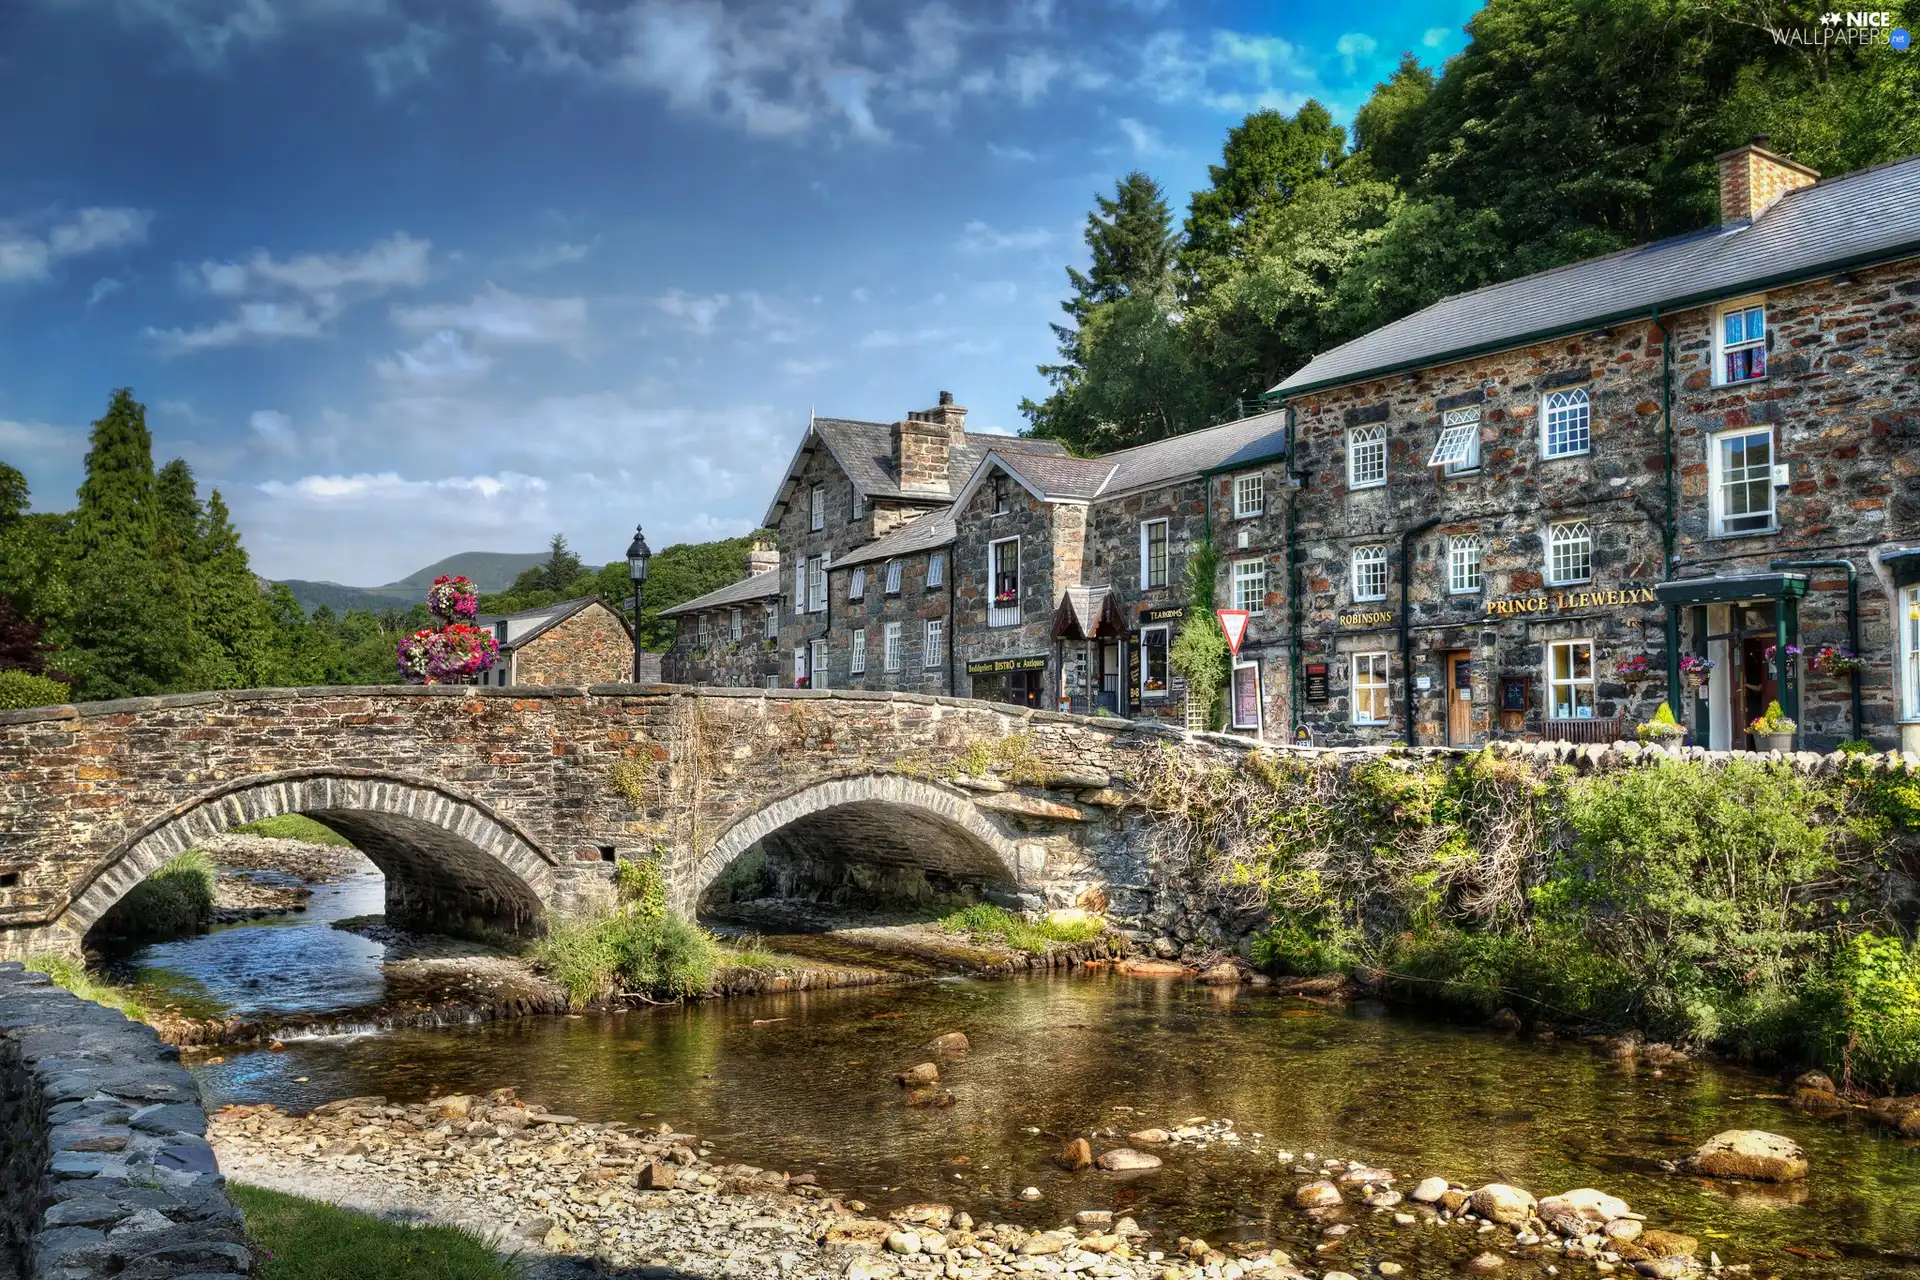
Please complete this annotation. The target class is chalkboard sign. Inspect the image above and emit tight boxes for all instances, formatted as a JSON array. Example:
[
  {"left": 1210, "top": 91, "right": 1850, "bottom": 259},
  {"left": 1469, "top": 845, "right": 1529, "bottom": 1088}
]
[
  {"left": 1303, "top": 661, "right": 1329, "bottom": 702},
  {"left": 1500, "top": 676, "right": 1530, "bottom": 712}
]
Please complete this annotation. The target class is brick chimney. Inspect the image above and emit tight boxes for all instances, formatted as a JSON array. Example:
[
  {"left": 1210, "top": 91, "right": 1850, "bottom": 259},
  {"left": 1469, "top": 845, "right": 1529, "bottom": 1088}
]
[
  {"left": 744, "top": 540, "right": 779, "bottom": 577},
  {"left": 1716, "top": 136, "right": 1818, "bottom": 224},
  {"left": 892, "top": 391, "right": 970, "bottom": 495}
]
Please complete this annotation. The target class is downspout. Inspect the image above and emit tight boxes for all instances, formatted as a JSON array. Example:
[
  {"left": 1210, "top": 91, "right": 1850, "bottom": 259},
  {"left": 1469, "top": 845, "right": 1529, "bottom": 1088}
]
[
  {"left": 1771, "top": 557, "right": 1861, "bottom": 742},
  {"left": 946, "top": 547, "right": 956, "bottom": 697},
  {"left": 1656, "top": 307, "right": 1683, "bottom": 717},
  {"left": 1400, "top": 515, "right": 1444, "bottom": 748},
  {"left": 1286, "top": 405, "right": 1303, "bottom": 738}
]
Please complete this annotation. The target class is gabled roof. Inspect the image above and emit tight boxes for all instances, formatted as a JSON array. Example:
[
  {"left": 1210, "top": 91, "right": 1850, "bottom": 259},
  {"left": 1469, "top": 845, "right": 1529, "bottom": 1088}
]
[
  {"left": 760, "top": 416, "right": 1069, "bottom": 526},
  {"left": 1270, "top": 153, "right": 1920, "bottom": 398},
  {"left": 830, "top": 510, "right": 956, "bottom": 570},
  {"left": 1053, "top": 586, "right": 1125, "bottom": 640},
  {"left": 953, "top": 450, "right": 1116, "bottom": 511},
  {"left": 472, "top": 597, "right": 628, "bottom": 650},
  {"left": 656, "top": 569, "right": 783, "bottom": 618},
  {"left": 1094, "top": 409, "right": 1289, "bottom": 495}
]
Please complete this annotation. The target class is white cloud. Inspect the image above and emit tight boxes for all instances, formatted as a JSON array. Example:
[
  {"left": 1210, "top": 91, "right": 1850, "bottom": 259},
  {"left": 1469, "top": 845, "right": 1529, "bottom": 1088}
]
[
  {"left": 958, "top": 220, "right": 1055, "bottom": 253},
  {"left": 1334, "top": 31, "right": 1377, "bottom": 75},
  {"left": 374, "top": 329, "right": 494, "bottom": 386},
  {"left": 510, "top": 240, "right": 596, "bottom": 271},
  {"left": 1139, "top": 28, "right": 1314, "bottom": 113},
  {"left": 366, "top": 22, "right": 446, "bottom": 95},
  {"left": 249, "top": 408, "right": 297, "bottom": 453},
  {"left": 1422, "top": 26, "right": 1451, "bottom": 48},
  {"left": 0, "top": 205, "right": 151, "bottom": 284},
  {"left": 1118, "top": 117, "right": 1169, "bottom": 157},
  {"left": 155, "top": 232, "right": 431, "bottom": 354},
  {"left": 988, "top": 142, "right": 1037, "bottom": 162},
  {"left": 650, "top": 289, "right": 730, "bottom": 335},
  {"left": 71, "top": 0, "right": 392, "bottom": 68},
  {"left": 0, "top": 416, "right": 85, "bottom": 466},
  {"left": 261, "top": 470, "right": 550, "bottom": 503},
  {"left": 146, "top": 301, "right": 331, "bottom": 355},
  {"left": 392, "top": 284, "right": 588, "bottom": 349},
  {"left": 86, "top": 277, "right": 124, "bottom": 307},
  {"left": 1005, "top": 51, "right": 1060, "bottom": 103}
]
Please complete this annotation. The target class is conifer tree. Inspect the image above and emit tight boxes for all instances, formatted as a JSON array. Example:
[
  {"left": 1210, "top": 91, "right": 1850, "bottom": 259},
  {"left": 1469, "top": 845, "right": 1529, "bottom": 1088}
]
[{"left": 194, "top": 489, "right": 274, "bottom": 684}]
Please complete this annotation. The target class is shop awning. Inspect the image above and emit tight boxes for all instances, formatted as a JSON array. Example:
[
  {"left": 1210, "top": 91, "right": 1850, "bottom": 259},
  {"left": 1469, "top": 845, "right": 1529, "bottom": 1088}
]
[
  {"left": 1053, "top": 586, "right": 1126, "bottom": 640},
  {"left": 1653, "top": 572, "right": 1809, "bottom": 606}
]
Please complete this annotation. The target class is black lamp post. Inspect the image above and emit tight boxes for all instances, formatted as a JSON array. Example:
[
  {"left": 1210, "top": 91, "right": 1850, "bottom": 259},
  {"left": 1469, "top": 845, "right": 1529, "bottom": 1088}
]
[{"left": 625, "top": 524, "right": 651, "bottom": 683}]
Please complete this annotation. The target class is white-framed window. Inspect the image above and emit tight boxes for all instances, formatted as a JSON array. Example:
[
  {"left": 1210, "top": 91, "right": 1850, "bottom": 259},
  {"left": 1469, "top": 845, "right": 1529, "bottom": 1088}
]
[
  {"left": 849, "top": 566, "right": 866, "bottom": 600},
  {"left": 729, "top": 608, "right": 742, "bottom": 642},
  {"left": 794, "top": 562, "right": 806, "bottom": 619},
  {"left": 1140, "top": 624, "right": 1170, "bottom": 700},
  {"left": 1140, "top": 519, "right": 1169, "bottom": 590},
  {"left": 1546, "top": 521, "right": 1592, "bottom": 585},
  {"left": 1547, "top": 638, "right": 1596, "bottom": 719},
  {"left": 792, "top": 646, "right": 807, "bottom": 686},
  {"left": 883, "top": 621, "right": 902, "bottom": 672},
  {"left": 806, "top": 555, "right": 826, "bottom": 613},
  {"left": 1542, "top": 388, "right": 1590, "bottom": 458},
  {"left": 1352, "top": 545, "right": 1388, "bottom": 602},
  {"left": 1234, "top": 473, "right": 1264, "bottom": 518},
  {"left": 884, "top": 559, "right": 902, "bottom": 594},
  {"left": 1902, "top": 584, "right": 1920, "bottom": 720},
  {"left": 1230, "top": 660, "right": 1262, "bottom": 731},
  {"left": 764, "top": 603, "right": 778, "bottom": 640},
  {"left": 809, "top": 639, "right": 828, "bottom": 690},
  {"left": 851, "top": 488, "right": 865, "bottom": 520},
  {"left": 1709, "top": 427, "right": 1776, "bottom": 536},
  {"left": 927, "top": 551, "right": 946, "bottom": 588},
  {"left": 1428, "top": 407, "right": 1480, "bottom": 471},
  {"left": 988, "top": 537, "right": 1020, "bottom": 627},
  {"left": 1715, "top": 298, "right": 1767, "bottom": 386},
  {"left": 810, "top": 484, "right": 825, "bottom": 532},
  {"left": 924, "top": 620, "right": 944, "bottom": 668},
  {"left": 1448, "top": 534, "right": 1483, "bottom": 594},
  {"left": 1348, "top": 423, "right": 1387, "bottom": 489},
  {"left": 1233, "top": 559, "right": 1267, "bottom": 614},
  {"left": 695, "top": 613, "right": 708, "bottom": 645},
  {"left": 851, "top": 628, "right": 867, "bottom": 674},
  {"left": 1352, "top": 652, "right": 1390, "bottom": 724}
]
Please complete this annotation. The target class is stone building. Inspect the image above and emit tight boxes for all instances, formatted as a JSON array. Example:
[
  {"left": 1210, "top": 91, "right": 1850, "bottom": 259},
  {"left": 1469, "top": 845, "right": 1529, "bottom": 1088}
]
[
  {"left": 1269, "top": 143, "right": 1920, "bottom": 753},
  {"left": 657, "top": 542, "right": 782, "bottom": 687},
  {"left": 473, "top": 597, "right": 639, "bottom": 686}
]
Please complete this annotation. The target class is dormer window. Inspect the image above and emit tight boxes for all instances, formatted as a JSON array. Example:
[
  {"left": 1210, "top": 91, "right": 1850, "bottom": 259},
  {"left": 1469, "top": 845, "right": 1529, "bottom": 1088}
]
[{"left": 1715, "top": 299, "right": 1767, "bottom": 386}]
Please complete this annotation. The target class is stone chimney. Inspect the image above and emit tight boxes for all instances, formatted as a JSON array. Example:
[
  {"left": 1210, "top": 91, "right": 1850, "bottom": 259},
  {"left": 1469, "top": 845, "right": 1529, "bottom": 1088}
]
[
  {"left": 1716, "top": 136, "right": 1818, "bottom": 224},
  {"left": 892, "top": 391, "right": 970, "bottom": 495},
  {"left": 745, "top": 539, "right": 779, "bottom": 577}
]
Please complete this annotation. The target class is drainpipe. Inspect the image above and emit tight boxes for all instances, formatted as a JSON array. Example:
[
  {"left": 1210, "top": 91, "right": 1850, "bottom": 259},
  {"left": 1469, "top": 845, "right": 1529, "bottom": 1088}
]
[
  {"left": 946, "top": 547, "right": 956, "bottom": 697},
  {"left": 1655, "top": 308, "right": 1684, "bottom": 717},
  {"left": 1286, "top": 405, "right": 1304, "bottom": 738},
  {"left": 1771, "top": 557, "right": 1861, "bottom": 742},
  {"left": 1400, "top": 515, "right": 1444, "bottom": 748}
]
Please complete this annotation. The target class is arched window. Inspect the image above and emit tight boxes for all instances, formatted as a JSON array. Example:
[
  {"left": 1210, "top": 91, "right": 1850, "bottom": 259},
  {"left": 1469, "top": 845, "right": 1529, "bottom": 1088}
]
[
  {"left": 1348, "top": 423, "right": 1388, "bottom": 488},
  {"left": 1542, "top": 388, "right": 1591, "bottom": 458},
  {"left": 1547, "top": 521, "right": 1592, "bottom": 585},
  {"left": 1448, "top": 535, "right": 1483, "bottom": 594}
]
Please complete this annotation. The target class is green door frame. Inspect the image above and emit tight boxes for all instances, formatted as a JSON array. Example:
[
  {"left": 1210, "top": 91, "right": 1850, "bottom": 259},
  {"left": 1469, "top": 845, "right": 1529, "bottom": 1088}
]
[{"left": 1654, "top": 573, "right": 1810, "bottom": 748}]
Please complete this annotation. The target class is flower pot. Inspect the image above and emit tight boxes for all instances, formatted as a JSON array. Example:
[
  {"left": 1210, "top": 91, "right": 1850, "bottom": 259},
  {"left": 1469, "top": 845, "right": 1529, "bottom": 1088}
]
[{"left": 1757, "top": 732, "right": 1795, "bottom": 753}]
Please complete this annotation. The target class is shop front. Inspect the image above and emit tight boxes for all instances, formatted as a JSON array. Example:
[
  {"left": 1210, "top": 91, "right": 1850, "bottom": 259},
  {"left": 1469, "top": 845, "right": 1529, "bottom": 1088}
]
[
  {"left": 1053, "top": 588, "right": 1127, "bottom": 716},
  {"left": 966, "top": 653, "right": 1051, "bottom": 709},
  {"left": 1655, "top": 573, "right": 1807, "bottom": 752}
]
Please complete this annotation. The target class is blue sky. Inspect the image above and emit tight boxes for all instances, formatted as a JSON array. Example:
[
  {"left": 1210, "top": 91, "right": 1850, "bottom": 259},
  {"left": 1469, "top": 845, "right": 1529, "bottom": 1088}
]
[{"left": 0, "top": 0, "right": 1476, "bottom": 586}]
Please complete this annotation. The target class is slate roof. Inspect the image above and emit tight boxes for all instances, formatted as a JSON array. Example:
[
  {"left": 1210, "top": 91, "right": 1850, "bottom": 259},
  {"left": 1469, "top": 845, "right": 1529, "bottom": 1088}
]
[
  {"left": 1054, "top": 585, "right": 1124, "bottom": 639},
  {"left": 762, "top": 417, "right": 1069, "bottom": 526},
  {"left": 1271, "top": 154, "right": 1920, "bottom": 397},
  {"left": 656, "top": 570, "right": 784, "bottom": 618},
  {"left": 1095, "top": 408, "right": 1290, "bottom": 495},
  {"left": 472, "top": 597, "right": 627, "bottom": 650},
  {"left": 995, "top": 451, "right": 1117, "bottom": 501},
  {"left": 830, "top": 510, "right": 957, "bottom": 570}
]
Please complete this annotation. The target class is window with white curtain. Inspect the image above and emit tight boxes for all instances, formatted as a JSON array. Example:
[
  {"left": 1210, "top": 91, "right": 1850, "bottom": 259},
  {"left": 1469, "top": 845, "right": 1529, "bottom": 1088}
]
[
  {"left": 1353, "top": 545, "right": 1388, "bottom": 601},
  {"left": 1448, "top": 535, "right": 1483, "bottom": 594},
  {"left": 1547, "top": 521, "right": 1592, "bottom": 585},
  {"left": 1348, "top": 424, "right": 1387, "bottom": 489}
]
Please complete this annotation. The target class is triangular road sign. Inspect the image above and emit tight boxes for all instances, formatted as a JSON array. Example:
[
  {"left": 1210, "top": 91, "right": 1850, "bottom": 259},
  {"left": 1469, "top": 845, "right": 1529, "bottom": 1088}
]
[{"left": 1216, "top": 609, "right": 1251, "bottom": 657}]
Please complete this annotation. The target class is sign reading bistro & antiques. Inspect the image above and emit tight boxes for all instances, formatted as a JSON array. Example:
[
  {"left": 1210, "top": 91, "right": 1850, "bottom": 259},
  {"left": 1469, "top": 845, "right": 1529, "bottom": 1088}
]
[
  {"left": 1484, "top": 585, "right": 1657, "bottom": 617},
  {"left": 965, "top": 654, "right": 1049, "bottom": 675}
]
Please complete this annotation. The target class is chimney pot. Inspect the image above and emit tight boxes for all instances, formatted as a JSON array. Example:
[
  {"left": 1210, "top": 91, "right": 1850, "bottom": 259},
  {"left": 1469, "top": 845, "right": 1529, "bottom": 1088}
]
[
  {"left": 938, "top": 390, "right": 954, "bottom": 406},
  {"left": 1750, "top": 132, "right": 1770, "bottom": 147}
]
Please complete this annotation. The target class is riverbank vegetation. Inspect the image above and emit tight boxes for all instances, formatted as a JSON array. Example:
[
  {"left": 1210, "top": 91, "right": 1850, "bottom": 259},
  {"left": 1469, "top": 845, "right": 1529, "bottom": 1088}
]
[
  {"left": 940, "top": 903, "right": 1106, "bottom": 956},
  {"left": 536, "top": 859, "right": 759, "bottom": 1008},
  {"left": 232, "top": 1184, "right": 521, "bottom": 1280},
  {"left": 98, "top": 849, "right": 216, "bottom": 940},
  {"left": 24, "top": 953, "right": 147, "bottom": 1020},
  {"left": 233, "top": 814, "right": 353, "bottom": 846},
  {"left": 1145, "top": 747, "right": 1920, "bottom": 1093}
]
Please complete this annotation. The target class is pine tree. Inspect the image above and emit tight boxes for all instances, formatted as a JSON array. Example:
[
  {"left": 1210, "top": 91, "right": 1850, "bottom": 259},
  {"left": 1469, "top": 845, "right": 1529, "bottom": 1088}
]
[
  {"left": 155, "top": 459, "right": 205, "bottom": 566},
  {"left": 0, "top": 462, "right": 26, "bottom": 528},
  {"left": 1062, "top": 171, "right": 1177, "bottom": 326},
  {"left": 191, "top": 489, "right": 273, "bottom": 687},
  {"left": 541, "top": 533, "right": 585, "bottom": 595},
  {"left": 72, "top": 389, "right": 157, "bottom": 557}
]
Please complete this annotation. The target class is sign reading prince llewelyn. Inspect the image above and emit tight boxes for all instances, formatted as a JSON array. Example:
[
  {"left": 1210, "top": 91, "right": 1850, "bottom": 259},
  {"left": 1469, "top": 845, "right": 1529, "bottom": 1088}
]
[{"left": 1484, "top": 585, "right": 1656, "bottom": 617}]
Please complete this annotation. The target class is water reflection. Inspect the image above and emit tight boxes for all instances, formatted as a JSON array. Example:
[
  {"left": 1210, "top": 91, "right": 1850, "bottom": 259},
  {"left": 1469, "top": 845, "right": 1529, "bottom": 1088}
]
[{"left": 192, "top": 971, "right": 1920, "bottom": 1276}]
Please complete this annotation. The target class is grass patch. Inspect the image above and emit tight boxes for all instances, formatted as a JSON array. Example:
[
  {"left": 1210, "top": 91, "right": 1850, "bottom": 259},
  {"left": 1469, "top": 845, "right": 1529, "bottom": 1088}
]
[
  {"left": 232, "top": 1184, "right": 521, "bottom": 1280},
  {"left": 720, "top": 933, "right": 785, "bottom": 970},
  {"left": 24, "top": 953, "right": 147, "bottom": 1021},
  {"left": 534, "top": 859, "right": 721, "bottom": 1007},
  {"left": 101, "top": 849, "right": 215, "bottom": 939},
  {"left": 231, "top": 814, "right": 353, "bottom": 846},
  {"left": 939, "top": 903, "right": 1105, "bottom": 956}
]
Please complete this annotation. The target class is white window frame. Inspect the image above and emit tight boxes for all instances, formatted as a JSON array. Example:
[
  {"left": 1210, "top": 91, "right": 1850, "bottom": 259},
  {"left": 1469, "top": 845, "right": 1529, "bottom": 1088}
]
[
  {"left": 794, "top": 562, "right": 806, "bottom": 620},
  {"left": 695, "top": 613, "right": 708, "bottom": 646},
  {"left": 883, "top": 621, "right": 902, "bottom": 672},
  {"left": 1547, "top": 638, "right": 1597, "bottom": 720},
  {"left": 1234, "top": 473, "right": 1264, "bottom": 519},
  {"left": 792, "top": 646, "right": 806, "bottom": 685},
  {"left": 764, "top": 603, "right": 778, "bottom": 640},
  {"left": 810, "top": 484, "right": 825, "bottom": 532},
  {"left": 988, "top": 536, "right": 1021, "bottom": 628},
  {"left": 848, "top": 566, "right": 866, "bottom": 600},
  {"left": 806, "top": 555, "right": 826, "bottom": 613},
  {"left": 1448, "top": 534, "right": 1483, "bottom": 595},
  {"left": 924, "top": 619, "right": 944, "bottom": 669},
  {"left": 1546, "top": 521, "right": 1592, "bottom": 586},
  {"left": 927, "top": 551, "right": 946, "bottom": 588},
  {"left": 851, "top": 488, "right": 865, "bottom": 520},
  {"left": 1902, "top": 584, "right": 1920, "bottom": 720},
  {"left": 884, "top": 559, "right": 902, "bottom": 595},
  {"left": 851, "top": 628, "right": 867, "bottom": 674},
  {"left": 1139, "top": 623, "right": 1170, "bottom": 701},
  {"left": 1140, "top": 519, "right": 1170, "bottom": 590},
  {"left": 809, "top": 639, "right": 828, "bottom": 690},
  {"left": 1708, "top": 426, "right": 1778, "bottom": 537},
  {"left": 1230, "top": 659, "right": 1262, "bottom": 732},
  {"left": 1351, "top": 652, "right": 1390, "bottom": 725},
  {"left": 1428, "top": 407, "right": 1480, "bottom": 470},
  {"left": 1348, "top": 423, "right": 1387, "bottom": 490},
  {"left": 1352, "top": 545, "right": 1388, "bottom": 602},
  {"left": 1713, "top": 297, "right": 1768, "bottom": 387},
  {"left": 1541, "top": 388, "right": 1591, "bottom": 459},
  {"left": 1233, "top": 558, "right": 1267, "bottom": 615},
  {"left": 729, "top": 608, "right": 742, "bottom": 642}
]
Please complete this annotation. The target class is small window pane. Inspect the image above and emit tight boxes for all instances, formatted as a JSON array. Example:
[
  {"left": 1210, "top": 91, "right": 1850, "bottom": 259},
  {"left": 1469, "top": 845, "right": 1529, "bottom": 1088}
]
[
  {"left": 1353, "top": 546, "right": 1388, "bottom": 601},
  {"left": 1142, "top": 521, "right": 1169, "bottom": 589},
  {"left": 1234, "top": 560, "right": 1266, "bottom": 614},
  {"left": 851, "top": 629, "right": 867, "bottom": 673},
  {"left": 1543, "top": 389, "right": 1590, "bottom": 458},
  {"left": 1235, "top": 474, "right": 1264, "bottom": 518},
  {"left": 885, "top": 560, "right": 902, "bottom": 594},
  {"left": 849, "top": 566, "right": 866, "bottom": 599},
  {"left": 927, "top": 552, "right": 946, "bottom": 588},
  {"left": 1352, "top": 652, "right": 1390, "bottom": 724},
  {"left": 1449, "top": 535, "right": 1482, "bottom": 594},
  {"left": 1547, "top": 522, "right": 1591, "bottom": 585},
  {"left": 1548, "top": 639, "right": 1597, "bottom": 719}
]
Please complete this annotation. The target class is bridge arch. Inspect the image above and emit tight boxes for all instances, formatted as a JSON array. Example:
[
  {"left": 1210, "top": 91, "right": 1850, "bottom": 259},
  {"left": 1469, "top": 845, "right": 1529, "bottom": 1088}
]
[
  {"left": 58, "top": 768, "right": 558, "bottom": 945},
  {"left": 686, "top": 774, "right": 1023, "bottom": 913}
]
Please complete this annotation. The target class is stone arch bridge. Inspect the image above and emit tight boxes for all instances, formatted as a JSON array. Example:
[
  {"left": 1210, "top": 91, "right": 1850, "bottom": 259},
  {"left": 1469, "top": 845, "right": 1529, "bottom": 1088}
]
[{"left": 0, "top": 685, "right": 1251, "bottom": 958}]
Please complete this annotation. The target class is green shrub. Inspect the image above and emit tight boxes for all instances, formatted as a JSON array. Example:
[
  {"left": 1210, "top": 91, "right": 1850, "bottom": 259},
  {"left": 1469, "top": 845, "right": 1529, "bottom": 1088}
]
[
  {"left": 1169, "top": 540, "right": 1228, "bottom": 728},
  {"left": 1250, "top": 915, "right": 1357, "bottom": 975},
  {"left": 1836, "top": 739, "right": 1875, "bottom": 755},
  {"left": 24, "top": 953, "right": 147, "bottom": 1020},
  {"left": 231, "top": 814, "right": 352, "bottom": 846},
  {"left": 534, "top": 857, "right": 719, "bottom": 1008},
  {"left": 0, "top": 669, "right": 70, "bottom": 710},
  {"left": 1822, "top": 931, "right": 1920, "bottom": 1093},
  {"left": 940, "top": 902, "right": 1104, "bottom": 955},
  {"left": 101, "top": 849, "right": 215, "bottom": 939}
]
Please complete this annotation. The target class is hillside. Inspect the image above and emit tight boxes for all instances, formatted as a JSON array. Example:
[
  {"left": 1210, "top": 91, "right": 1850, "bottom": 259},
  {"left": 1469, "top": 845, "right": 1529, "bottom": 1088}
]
[{"left": 278, "top": 550, "right": 548, "bottom": 617}]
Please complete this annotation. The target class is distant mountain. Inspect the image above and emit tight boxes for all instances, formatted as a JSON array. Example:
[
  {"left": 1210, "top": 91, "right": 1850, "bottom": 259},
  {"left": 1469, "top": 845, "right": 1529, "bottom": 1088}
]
[{"left": 276, "top": 550, "right": 548, "bottom": 617}]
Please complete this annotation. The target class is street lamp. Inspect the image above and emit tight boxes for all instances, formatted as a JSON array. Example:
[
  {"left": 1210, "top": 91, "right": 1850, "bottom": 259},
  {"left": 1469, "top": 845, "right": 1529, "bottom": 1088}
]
[{"left": 625, "top": 524, "right": 651, "bottom": 683}]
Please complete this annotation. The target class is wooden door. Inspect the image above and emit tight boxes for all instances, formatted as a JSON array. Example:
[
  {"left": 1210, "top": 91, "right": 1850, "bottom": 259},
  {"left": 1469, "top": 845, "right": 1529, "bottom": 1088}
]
[{"left": 1446, "top": 651, "right": 1474, "bottom": 746}]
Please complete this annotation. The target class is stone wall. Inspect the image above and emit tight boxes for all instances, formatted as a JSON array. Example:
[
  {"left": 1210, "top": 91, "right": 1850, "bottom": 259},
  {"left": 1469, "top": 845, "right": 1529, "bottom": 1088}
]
[
  {"left": 511, "top": 602, "right": 634, "bottom": 687},
  {"left": 829, "top": 543, "right": 951, "bottom": 695},
  {"left": 951, "top": 468, "right": 1064, "bottom": 704},
  {"left": 664, "top": 610, "right": 781, "bottom": 688},
  {"left": 0, "top": 963, "right": 250, "bottom": 1279}
]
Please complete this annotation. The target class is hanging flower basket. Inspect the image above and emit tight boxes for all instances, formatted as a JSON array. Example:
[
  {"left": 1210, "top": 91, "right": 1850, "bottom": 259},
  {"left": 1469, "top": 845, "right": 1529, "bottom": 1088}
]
[
  {"left": 1678, "top": 654, "right": 1715, "bottom": 692},
  {"left": 1809, "top": 646, "right": 1863, "bottom": 677},
  {"left": 1613, "top": 654, "right": 1654, "bottom": 684},
  {"left": 396, "top": 623, "right": 499, "bottom": 684},
  {"left": 1761, "top": 643, "right": 1803, "bottom": 665},
  {"left": 426, "top": 574, "right": 480, "bottom": 622}
]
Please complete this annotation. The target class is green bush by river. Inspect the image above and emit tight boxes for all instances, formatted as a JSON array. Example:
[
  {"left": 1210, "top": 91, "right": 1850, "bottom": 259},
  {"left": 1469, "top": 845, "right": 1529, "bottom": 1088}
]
[
  {"left": 535, "top": 858, "right": 721, "bottom": 1007},
  {"left": 98, "top": 848, "right": 216, "bottom": 940},
  {"left": 1147, "top": 747, "right": 1920, "bottom": 1093}
]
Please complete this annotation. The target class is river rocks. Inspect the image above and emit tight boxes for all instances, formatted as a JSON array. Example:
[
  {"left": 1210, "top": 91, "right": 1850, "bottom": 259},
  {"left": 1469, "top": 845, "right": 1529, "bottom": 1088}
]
[
  {"left": 1293, "top": 1180, "right": 1343, "bottom": 1208},
  {"left": 1605, "top": 1217, "right": 1644, "bottom": 1242},
  {"left": 1056, "top": 1137, "right": 1093, "bottom": 1171},
  {"left": 1410, "top": 1176, "right": 1450, "bottom": 1203},
  {"left": 903, "top": 1086, "right": 954, "bottom": 1108},
  {"left": 635, "top": 1160, "right": 677, "bottom": 1189},
  {"left": 1868, "top": 1095, "right": 1920, "bottom": 1136},
  {"left": 1487, "top": 1007, "right": 1523, "bottom": 1032},
  {"left": 1464, "top": 1251, "right": 1506, "bottom": 1273},
  {"left": 1682, "top": 1130, "right": 1808, "bottom": 1182},
  {"left": 1127, "top": 1128, "right": 1170, "bottom": 1144},
  {"left": 896, "top": 1062, "right": 939, "bottom": 1086},
  {"left": 1096, "top": 1148, "right": 1162, "bottom": 1171},
  {"left": 921, "top": 1031, "right": 970, "bottom": 1057},
  {"left": 1335, "top": 1165, "right": 1394, "bottom": 1185},
  {"left": 1197, "top": 962, "right": 1242, "bottom": 986},
  {"left": 1017, "top": 1232, "right": 1068, "bottom": 1255},
  {"left": 885, "top": 1228, "right": 921, "bottom": 1254},
  {"left": 1538, "top": 1188, "right": 1632, "bottom": 1233},
  {"left": 825, "top": 1218, "right": 895, "bottom": 1246},
  {"left": 1623, "top": 1229, "right": 1698, "bottom": 1260},
  {"left": 1469, "top": 1184, "right": 1536, "bottom": 1228}
]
